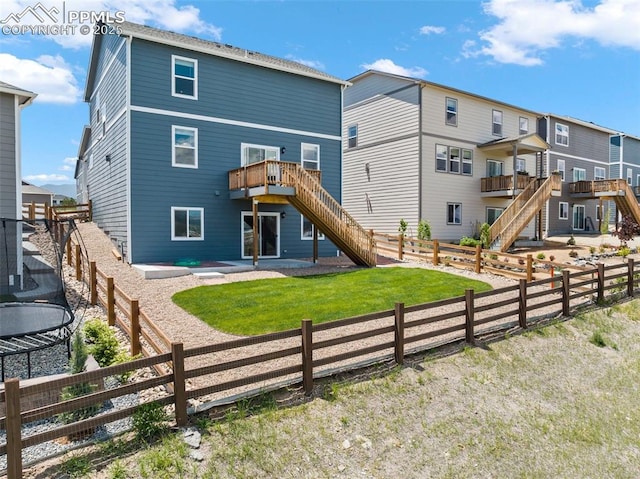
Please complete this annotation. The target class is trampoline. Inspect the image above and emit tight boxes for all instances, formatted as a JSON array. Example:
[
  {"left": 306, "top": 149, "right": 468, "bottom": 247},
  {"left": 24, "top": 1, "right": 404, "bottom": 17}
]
[{"left": 1, "top": 217, "right": 84, "bottom": 381}]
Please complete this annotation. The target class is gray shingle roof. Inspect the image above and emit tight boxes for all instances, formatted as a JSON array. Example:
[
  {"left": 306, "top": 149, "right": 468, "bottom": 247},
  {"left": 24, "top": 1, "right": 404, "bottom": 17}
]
[{"left": 0, "top": 80, "right": 36, "bottom": 103}]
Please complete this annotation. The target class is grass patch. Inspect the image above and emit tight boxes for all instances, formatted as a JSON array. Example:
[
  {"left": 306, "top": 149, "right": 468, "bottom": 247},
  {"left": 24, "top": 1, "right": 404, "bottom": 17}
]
[{"left": 172, "top": 267, "right": 492, "bottom": 335}]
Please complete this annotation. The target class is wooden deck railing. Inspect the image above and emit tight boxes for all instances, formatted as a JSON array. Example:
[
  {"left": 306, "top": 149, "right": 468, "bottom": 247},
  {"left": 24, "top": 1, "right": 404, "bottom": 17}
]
[
  {"left": 22, "top": 201, "right": 92, "bottom": 222},
  {"left": 3, "top": 259, "right": 638, "bottom": 477},
  {"left": 481, "top": 174, "right": 533, "bottom": 193},
  {"left": 228, "top": 161, "right": 321, "bottom": 191},
  {"left": 569, "top": 179, "right": 626, "bottom": 195}
]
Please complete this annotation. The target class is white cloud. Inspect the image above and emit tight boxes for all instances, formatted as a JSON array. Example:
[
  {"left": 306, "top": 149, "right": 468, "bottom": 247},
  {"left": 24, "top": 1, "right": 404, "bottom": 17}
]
[
  {"left": 471, "top": 0, "right": 640, "bottom": 66},
  {"left": 0, "top": 0, "right": 222, "bottom": 49},
  {"left": 285, "top": 55, "right": 325, "bottom": 70},
  {"left": 420, "top": 25, "right": 446, "bottom": 35},
  {"left": 24, "top": 174, "right": 71, "bottom": 183},
  {"left": 361, "top": 59, "right": 427, "bottom": 78},
  {"left": 0, "top": 53, "right": 81, "bottom": 103},
  {"left": 59, "top": 157, "right": 77, "bottom": 171}
]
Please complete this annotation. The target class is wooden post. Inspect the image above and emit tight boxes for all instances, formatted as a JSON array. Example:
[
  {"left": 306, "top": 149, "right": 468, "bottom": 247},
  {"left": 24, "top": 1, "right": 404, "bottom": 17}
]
[
  {"left": 465, "top": 289, "right": 474, "bottom": 345},
  {"left": 562, "top": 270, "right": 570, "bottom": 316},
  {"left": 252, "top": 200, "right": 259, "bottom": 267},
  {"left": 66, "top": 237, "right": 72, "bottom": 266},
  {"left": 301, "top": 319, "right": 313, "bottom": 395},
  {"left": 550, "top": 266, "right": 555, "bottom": 289},
  {"left": 475, "top": 245, "right": 482, "bottom": 274},
  {"left": 171, "top": 343, "right": 187, "bottom": 427},
  {"left": 518, "top": 279, "right": 527, "bottom": 329},
  {"left": 433, "top": 239, "right": 440, "bottom": 266},
  {"left": 628, "top": 258, "right": 635, "bottom": 297},
  {"left": 597, "top": 263, "right": 605, "bottom": 304},
  {"left": 526, "top": 254, "right": 533, "bottom": 282},
  {"left": 107, "top": 277, "right": 115, "bottom": 326},
  {"left": 75, "top": 244, "right": 82, "bottom": 280},
  {"left": 30, "top": 201, "right": 35, "bottom": 220},
  {"left": 6, "top": 378, "right": 22, "bottom": 479},
  {"left": 398, "top": 234, "right": 404, "bottom": 260},
  {"left": 130, "top": 299, "right": 140, "bottom": 357},
  {"left": 89, "top": 261, "right": 97, "bottom": 305},
  {"left": 88, "top": 199, "right": 93, "bottom": 221},
  {"left": 394, "top": 302, "right": 405, "bottom": 365}
]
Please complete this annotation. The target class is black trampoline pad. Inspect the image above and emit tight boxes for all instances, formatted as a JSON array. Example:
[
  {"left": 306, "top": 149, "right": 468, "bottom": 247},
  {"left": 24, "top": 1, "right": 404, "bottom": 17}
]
[{"left": 0, "top": 302, "right": 73, "bottom": 339}]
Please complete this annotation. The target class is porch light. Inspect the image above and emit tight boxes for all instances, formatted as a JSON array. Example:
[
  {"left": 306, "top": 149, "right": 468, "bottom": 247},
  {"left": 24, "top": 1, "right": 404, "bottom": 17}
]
[
  {"left": 281, "top": 146, "right": 286, "bottom": 155},
  {"left": 281, "top": 211, "right": 286, "bottom": 219}
]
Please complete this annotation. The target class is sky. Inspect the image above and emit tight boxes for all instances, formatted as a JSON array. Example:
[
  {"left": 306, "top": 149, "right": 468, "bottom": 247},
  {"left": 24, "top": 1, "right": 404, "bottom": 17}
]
[{"left": 1, "top": 0, "right": 639, "bottom": 186}]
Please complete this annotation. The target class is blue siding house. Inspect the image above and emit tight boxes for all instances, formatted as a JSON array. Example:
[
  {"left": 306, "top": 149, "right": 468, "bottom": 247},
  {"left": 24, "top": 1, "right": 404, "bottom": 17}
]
[{"left": 78, "top": 21, "right": 375, "bottom": 266}]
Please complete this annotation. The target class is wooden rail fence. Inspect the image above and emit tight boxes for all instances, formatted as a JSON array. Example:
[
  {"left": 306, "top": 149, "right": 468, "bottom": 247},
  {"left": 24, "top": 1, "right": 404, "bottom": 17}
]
[{"left": 2, "top": 259, "right": 639, "bottom": 477}]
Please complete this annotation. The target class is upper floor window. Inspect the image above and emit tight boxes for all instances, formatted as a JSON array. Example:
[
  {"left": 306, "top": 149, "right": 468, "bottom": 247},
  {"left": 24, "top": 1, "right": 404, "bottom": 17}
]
[
  {"left": 446, "top": 98, "right": 458, "bottom": 126},
  {"left": 557, "top": 159, "right": 565, "bottom": 181},
  {"left": 436, "top": 144, "right": 447, "bottom": 172},
  {"left": 171, "top": 207, "right": 204, "bottom": 240},
  {"left": 449, "top": 147, "right": 461, "bottom": 174},
  {"left": 172, "top": 55, "right": 198, "bottom": 99},
  {"left": 462, "top": 149, "right": 473, "bottom": 175},
  {"left": 492, "top": 110, "right": 503, "bottom": 136},
  {"left": 487, "top": 160, "right": 503, "bottom": 177},
  {"left": 573, "top": 167, "right": 586, "bottom": 182},
  {"left": 594, "top": 166, "right": 606, "bottom": 181},
  {"left": 347, "top": 125, "right": 358, "bottom": 148},
  {"left": 627, "top": 168, "right": 633, "bottom": 185},
  {"left": 555, "top": 123, "right": 569, "bottom": 146},
  {"left": 519, "top": 117, "right": 529, "bottom": 135},
  {"left": 172, "top": 126, "right": 198, "bottom": 168},
  {"left": 301, "top": 143, "right": 320, "bottom": 170},
  {"left": 516, "top": 158, "right": 527, "bottom": 173},
  {"left": 241, "top": 143, "right": 279, "bottom": 166}
]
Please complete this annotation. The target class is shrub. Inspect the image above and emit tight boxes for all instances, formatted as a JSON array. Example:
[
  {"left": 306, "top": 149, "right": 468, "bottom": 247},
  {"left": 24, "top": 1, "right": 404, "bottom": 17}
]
[
  {"left": 133, "top": 402, "right": 169, "bottom": 444},
  {"left": 536, "top": 252, "right": 546, "bottom": 260},
  {"left": 567, "top": 235, "right": 576, "bottom": 246},
  {"left": 479, "top": 222, "right": 491, "bottom": 249},
  {"left": 612, "top": 215, "right": 640, "bottom": 246},
  {"left": 398, "top": 219, "right": 408, "bottom": 238},
  {"left": 549, "top": 255, "right": 555, "bottom": 262},
  {"left": 618, "top": 246, "right": 631, "bottom": 258},
  {"left": 589, "top": 246, "right": 596, "bottom": 255},
  {"left": 83, "top": 319, "right": 121, "bottom": 368},
  {"left": 417, "top": 219, "right": 431, "bottom": 242},
  {"left": 569, "top": 249, "right": 578, "bottom": 258},
  {"left": 59, "top": 333, "right": 100, "bottom": 424},
  {"left": 459, "top": 236, "right": 480, "bottom": 247},
  {"left": 600, "top": 208, "right": 611, "bottom": 234}
]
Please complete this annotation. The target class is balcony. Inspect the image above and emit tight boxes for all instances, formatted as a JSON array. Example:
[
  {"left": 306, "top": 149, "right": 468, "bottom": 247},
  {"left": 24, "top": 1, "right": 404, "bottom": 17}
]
[
  {"left": 480, "top": 174, "right": 534, "bottom": 197},
  {"left": 569, "top": 179, "right": 627, "bottom": 198}
]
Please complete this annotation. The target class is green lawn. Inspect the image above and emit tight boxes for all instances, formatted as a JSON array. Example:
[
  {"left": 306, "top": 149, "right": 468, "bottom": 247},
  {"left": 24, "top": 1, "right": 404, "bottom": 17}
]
[{"left": 172, "top": 267, "right": 492, "bottom": 335}]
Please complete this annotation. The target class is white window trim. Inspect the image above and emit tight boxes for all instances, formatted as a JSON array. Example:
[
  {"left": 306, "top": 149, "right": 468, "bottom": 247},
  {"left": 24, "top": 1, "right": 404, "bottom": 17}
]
[
  {"left": 171, "top": 207, "right": 204, "bottom": 241},
  {"left": 492, "top": 109, "right": 503, "bottom": 136},
  {"left": 462, "top": 149, "right": 473, "bottom": 176},
  {"left": 555, "top": 123, "right": 569, "bottom": 147},
  {"left": 436, "top": 144, "right": 448, "bottom": 172},
  {"left": 519, "top": 117, "right": 529, "bottom": 135},
  {"left": 573, "top": 167, "right": 586, "bottom": 182},
  {"left": 241, "top": 211, "right": 280, "bottom": 259},
  {"left": 172, "top": 125, "right": 198, "bottom": 169},
  {"left": 516, "top": 158, "right": 526, "bottom": 173},
  {"left": 594, "top": 166, "right": 606, "bottom": 181},
  {"left": 301, "top": 215, "right": 325, "bottom": 240},
  {"left": 347, "top": 125, "right": 358, "bottom": 148},
  {"left": 447, "top": 202, "right": 462, "bottom": 225},
  {"left": 445, "top": 97, "right": 457, "bottom": 126},
  {"left": 301, "top": 143, "right": 320, "bottom": 170},
  {"left": 241, "top": 142, "right": 281, "bottom": 166},
  {"left": 627, "top": 168, "right": 633, "bottom": 185},
  {"left": 88, "top": 153, "right": 94, "bottom": 170},
  {"left": 557, "top": 159, "right": 566, "bottom": 182},
  {"left": 572, "top": 204, "right": 585, "bottom": 230},
  {"left": 486, "top": 207, "right": 504, "bottom": 225},
  {"left": 487, "top": 159, "right": 504, "bottom": 177},
  {"left": 559, "top": 201, "right": 569, "bottom": 220},
  {"left": 172, "top": 55, "right": 198, "bottom": 100},
  {"left": 449, "top": 147, "right": 461, "bottom": 174}
]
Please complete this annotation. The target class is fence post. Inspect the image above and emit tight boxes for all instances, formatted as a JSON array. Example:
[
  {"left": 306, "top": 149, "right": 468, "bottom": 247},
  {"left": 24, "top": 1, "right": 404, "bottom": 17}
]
[
  {"left": 526, "top": 254, "right": 533, "bottom": 282},
  {"left": 30, "top": 201, "right": 35, "bottom": 220},
  {"left": 398, "top": 235, "right": 404, "bottom": 260},
  {"left": 66, "top": 237, "right": 72, "bottom": 266},
  {"left": 89, "top": 261, "right": 97, "bottom": 305},
  {"left": 562, "top": 270, "right": 570, "bottom": 316},
  {"left": 171, "top": 343, "right": 187, "bottom": 427},
  {"left": 628, "top": 258, "right": 635, "bottom": 297},
  {"left": 74, "top": 244, "right": 82, "bottom": 280},
  {"left": 475, "top": 245, "right": 482, "bottom": 274},
  {"left": 433, "top": 239, "right": 440, "bottom": 266},
  {"left": 130, "top": 299, "right": 140, "bottom": 357},
  {"left": 597, "top": 263, "right": 605, "bottom": 304},
  {"left": 301, "top": 319, "right": 313, "bottom": 395},
  {"left": 394, "top": 302, "right": 405, "bottom": 365},
  {"left": 465, "top": 289, "right": 474, "bottom": 345},
  {"left": 88, "top": 199, "right": 93, "bottom": 221},
  {"left": 6, "top": 378, "right": 22, "bottom": 479},
  {"left": 518, "top": 279, "right": 527, "bottom": 329},
  {"left": 107, "top": 277, "right": 115, "bottom": 326}
]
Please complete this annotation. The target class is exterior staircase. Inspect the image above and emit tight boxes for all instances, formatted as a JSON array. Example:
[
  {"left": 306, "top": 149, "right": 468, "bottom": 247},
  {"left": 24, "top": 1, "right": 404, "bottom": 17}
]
[
  {"left": 229, "top": 161, "right": 377, "bottom": 267},
  {"left": 489, "top": 174, "right": 562, "bottom": 252}
]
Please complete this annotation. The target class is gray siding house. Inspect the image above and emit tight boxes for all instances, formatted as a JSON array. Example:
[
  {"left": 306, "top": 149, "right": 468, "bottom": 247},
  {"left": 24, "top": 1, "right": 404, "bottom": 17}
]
[
  {"left": 78, "top": 22, "right": 360, "bottom": 265},
  {"left": 538, "top": 115, "right": 616, "bottom": 235},
  {"left": 0, "top": 81, "right": 36, "bottom": 293},
  {"left": 610, "top": 133, "right": 640, "bottom": 207}
]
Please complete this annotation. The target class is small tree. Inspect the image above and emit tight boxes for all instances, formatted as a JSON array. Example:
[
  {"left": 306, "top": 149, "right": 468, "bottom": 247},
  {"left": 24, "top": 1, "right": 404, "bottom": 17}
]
[
  {"left": 479, "top": 222, "right": 491, "bottom": 249},
  {"left": 398, "top": 219, "right": 408, "bottom": 238},
  {"left": 612, "top": 214, "right": 640, "bottom": 247},
  {"left": 417, "top": 219, "right": 431, "bottom": 242},
  {"left": 600, "top": 208, "right": 611, "bottom": 235},
  {"left": 61, "top": 197, "right": 77, "bottom": 207}
]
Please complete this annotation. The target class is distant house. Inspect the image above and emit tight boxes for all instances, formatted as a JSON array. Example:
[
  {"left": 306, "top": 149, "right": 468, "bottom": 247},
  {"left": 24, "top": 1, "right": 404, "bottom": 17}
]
[
  {"left": 77, "top": 21, "right": 374, "bottom": 266},
  {"left": 343, "top": 70, "right": 553, "bottom": 251},
  {"left": 0, "top": 81, "right": 36, "bottom": 294},
  {"left": 21, "top": 181, "right": 53, "bottom": 206}
]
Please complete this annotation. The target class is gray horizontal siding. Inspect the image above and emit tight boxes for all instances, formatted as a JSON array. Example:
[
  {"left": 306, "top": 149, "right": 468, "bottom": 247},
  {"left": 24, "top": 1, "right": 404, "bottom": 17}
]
[
  {"left": 344, "top": 74, "right": 413, "bottom": 107},
  {"left": 0, "top": 93, "right": 17, "bottom": 219}
]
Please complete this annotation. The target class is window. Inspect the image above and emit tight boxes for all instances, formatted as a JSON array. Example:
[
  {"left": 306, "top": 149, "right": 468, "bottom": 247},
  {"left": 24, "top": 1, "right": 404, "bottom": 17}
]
[
  {"left": 172, "top": 55, "right": 197, "bottom": 99},
  {"left": 347, "top": 125, "right": 358, "bottom": 148},
  {"left": 492, "top": 110, "right": 503, "bottom": 136},
  {"left": 171, "top": 207, "right": 203, "bottom": 240},
  {"left": 446, "top": 97, "right": 458, "bottom": 126},
  {"left": 572, "top": 204, "right": 585, "bottom": 230},
  {"left": 449, "top": 147, "right": 460, "bottom": 174},
  {"left": 172, "top": 126, "right": 198, "bottom": 168},
  {"left": 462, "top": 149, "right": 473, "bottom": 175},
  {"left": 301, "top": 143, "right": 320, "bottom": 170},
  {"left": 88, "top": 153, "right": 94, "bottom": 170},
  {"left": 559, "top": 202, "right": 569, "bottom": 220},
  {"left": 516, "top": 158, "right": 526, "bottom": 173},
  {"left": 301, "top": 215, "right": 325, "bottom": 240},
  {"left": 447, "top": 203, "right": 462, "bottom": 225},
  {"left": 519, "top": 117, "right": 529, "bottom": 135},
  {"left": 436, "top": 144, "right": 448, "bottom": 172},
  {"left": 557, "top": 159, "right": 565, "bottom": 181},
  {"left": 594, "top": 167, "right": 606, "bottom": 181},
  {"left": 573, "top": 167, "right": 586, "bottom": 182},
  {"left": 241, "top": 143, "right": 279, "bottom": 165},
  {"left": 627, "top": 168, "right": 633, "bottom": 185},
  {"left": 487, "top": 160, "right": 504, "bottom": 177},
  {"left": 555, "top": 123, "right": 569, "bottom": 146},
  {"left": 486, "top": 207, "right": 503, "bottom": 225}
]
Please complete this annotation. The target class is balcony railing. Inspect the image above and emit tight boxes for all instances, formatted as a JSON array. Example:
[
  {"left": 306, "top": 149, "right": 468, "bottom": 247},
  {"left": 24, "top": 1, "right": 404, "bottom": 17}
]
[
  {"left": 569, "top": 179, "right": 626, "bottom": 196},
  {"left": 481, "top": 174, "right": 533, "bottom": 193},
  {"left": 229, "top": 160, "right": 321, "bottom": 191}
]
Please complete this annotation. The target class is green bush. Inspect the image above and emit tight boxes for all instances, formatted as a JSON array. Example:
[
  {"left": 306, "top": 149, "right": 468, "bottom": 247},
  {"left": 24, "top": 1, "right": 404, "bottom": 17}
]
[
  {"left": 567, "top": 235, "right": 576, "bottom": 246},
  {"left": 459, "top": 236, "right": 480, "bottom": 247},
  {"left": 59, "top": 333, "right": 100, "bottom": 424},
  {"left": 398, "top": 218, "right": 408, "bottom": 238},
  {"left": 417, "top": 219, "right": 431, "bottom": 241},
  {"left": 618, "top": 246, "right": 631, "bottom": 258},
  {"left": 133, "top": 402, "right": 169, "bottom": 444},
  {"left": 83, "top": 319, "right": 124, "bottom": 368},
  {"left": 479, "top": 222, "right": 491, "bottom": 249},
  {"left": 536, "top": 252, "right": 546, "bottom": 260}
]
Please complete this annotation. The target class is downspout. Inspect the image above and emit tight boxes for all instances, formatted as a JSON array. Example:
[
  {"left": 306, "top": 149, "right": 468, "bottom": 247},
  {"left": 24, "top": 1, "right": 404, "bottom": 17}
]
[
  {"left": 125, "top": 34, "right": 133, "bottom": 263},
  {"left": 340, "top": 83, "right": 346, "bottom": 257},
  {"left": 544, "top": 115, "right": 550, "bottom": 236},
  {"left": 418, "top": 82, "right": 423, "bottom": 224},
  {"left": 512, "top": 142, "right": 518, "bottom": 199}
]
